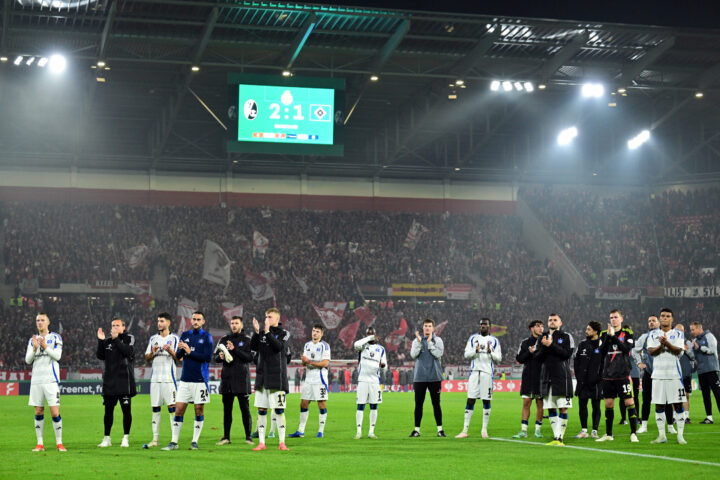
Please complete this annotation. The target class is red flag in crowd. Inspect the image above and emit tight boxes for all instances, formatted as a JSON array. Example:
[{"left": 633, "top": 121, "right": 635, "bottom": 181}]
[
  {"left": 385, "top": 317, "right": 408, "bottom": 352},
  {"left": 338, "top": 319, "right": 362, "bottom": 350},
  {"left": 353, "top": 305, "right": 376, "bottom": 327}
]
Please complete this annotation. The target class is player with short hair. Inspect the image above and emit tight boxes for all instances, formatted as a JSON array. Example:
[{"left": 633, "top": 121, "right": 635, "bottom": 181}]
[
  {"left": 410, "top": 318, "right": 445, "bottom": 437},
  {"left": 596, "top": 309, "right": 639, "bottom": 443},
  {"left": 690, "top": 321, "right": 720, "bottom": 424},
  {"left": 535, "top": 313, "right": 574, "bottom": 446},
  {"left": 512, "top": 320, "right": 545, "bottom": 439},
  {"left": 25, "top": 312, "right": 65, "bottom": 452},
  {"left": 354, "top": 327, "right": 387, "bottom": 439},
  {"left": 647, "top": 308, "right": 687, "bottom": 444},
  {"left": 143, "top": 312, "right": 179, "bottom": 448},
  {"left": 289, "top": 324, "right": 331, "bottom": 439},
  {"left": 573, "top": 321, "right": 603, "bottom": 439},
  {"left": 251, "top": 308, "right": 291, "bottom": 451},
  {"left": 633, "top": 315, "right": 661, "bottom": 433},
  {"left": 162, "top": 311, "right": 213, "bottom": 450},
  {"left": 456, "top": 318, "right": 502, "bottom": 439}
]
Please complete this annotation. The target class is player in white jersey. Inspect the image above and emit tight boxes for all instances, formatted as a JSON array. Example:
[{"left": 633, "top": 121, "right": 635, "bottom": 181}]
[
  {"left": 25, "top": 312, "right": 65, "bottom": 452},
  {"left": 289, "top": 324, "right": 331, "bottom": 438},
  {"left": 353, "top": 327, "right": 387, "bottom": 439},
  {"left": 456, "top": 317, "right": 502, "bottom": 439},
  {"left": 647, "top": 308, "right": 688, "bottom": 445},
  {"left": 143, "top": 312, "right": 180, "bottom": 448}
]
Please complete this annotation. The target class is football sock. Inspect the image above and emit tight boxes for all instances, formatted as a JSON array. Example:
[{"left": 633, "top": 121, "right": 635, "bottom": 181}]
[
  {"left": 655, "top": 409, "right": 666, "bottom": 435},
  {"left": 605, "top": 408, "right": 614, "bottom": 436},
  {"left": 269, "top": 411, "right": 277, "bottom": 435},
  {"left": 275, "top": 410, "right": 286, "bottom": 444},
  {"left": 34, "top": 415, "right": 44, "bottom": 445},
  {"left": 482, "top": 408, "right": 491, "bottom": 433},
  {"left": 356, "top": 406, "right": 364, "bottom": 435},
  {"left": 168, "top": 407, "right": 176, "bottom": 437},
  {"left": 152, "top": 407, "right": 161, "bottom": 439},
  {"left": 463, "top": 404, "right": 475, "bottom": 431},
  {"left": 520, "top": 420, "right": 528, "bottom": 433},
  {"left": 535, "top": 421, "right": 542, "bottom": 435},
  {"left": 52, "top": 416, "right": 62, "bottom": 445},
  {"left": 548, "top": 411, "right": 559, "bottom": 439},
  {"left": 628, "top": 407, "right": 638, "bottom": 434},
  {"left": 369, "top": 407, "right": 378, "bottom": 435},
  {"left": 558, "top": 412, "right": 568, "bottom": 440},
  {"left": 318, "top": 408, "right": 327, "bottom": 434},
  {"left": 257, "top": 411, "right": 267, "bottom": 444},
  {"left": 674, "top": 407, "right": 685, "bottom": 436},
  {"left": 171, "top": 416, "right": 183, "bottom": 443},
  {"left": 437, "top": 425, "right": 443, "bottom": 433},
  {"left": 298, "top": 408, "right": 309, "bottom": 434},
  {"left": 192, "top": 415, "right": 204, "bottom": 443}
]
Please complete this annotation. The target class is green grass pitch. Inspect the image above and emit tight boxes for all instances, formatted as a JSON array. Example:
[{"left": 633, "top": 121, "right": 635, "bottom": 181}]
[{"left": 2, "top": 391, "right": 719, "bottom": 479}]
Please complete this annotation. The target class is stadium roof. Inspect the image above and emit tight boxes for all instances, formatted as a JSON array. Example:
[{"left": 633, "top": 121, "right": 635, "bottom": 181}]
[{"left": 0, "top": 0, "right": 719, "bottom": 184}]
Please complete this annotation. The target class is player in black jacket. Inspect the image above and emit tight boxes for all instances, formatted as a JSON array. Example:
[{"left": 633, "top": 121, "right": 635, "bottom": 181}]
[
  {"left": 534, "top": 313, "right": 574, "bottom": 446},
  {"left": 215, "top": 315, "right": 254, "bottom": 446},
  {"left": 512, "top": 320, "right": 545, "bottom": 439},
  {"left": 596, "top": 309, "right": 639, "bottom": 443},
  {"left": 96, "top": 317, "right": 136, "bottom": 448},
  {"left": 573, "top": 321, "right": 603, "bottom": 439},
  {"left": 250, "top": 307, "right": 291, "bottom": 451}
]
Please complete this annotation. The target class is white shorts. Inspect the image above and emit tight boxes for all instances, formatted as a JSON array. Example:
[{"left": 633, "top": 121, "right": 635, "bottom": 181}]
[
  {"left": 543, "top": 387, "right": 572, "bottom": 409},
  {"left": 356, "top": 382, "right": 382, "bottom": 405},
  {"left": 151, "top": 382, "right": 178, "bottom": 407},
  {"left": 176, "top": 381, "right": 210, "bottom": 405},
  {"left": 652, "top": 378, "right": 686, "bottom": 405},
  {"left": 301, "top": 383, "right": 329, "bottom": 402},
  {"left": 254, "top": 388, "right": 288, "bottom": 410},
  {"left": 467, "top": 371, "right": 493, "bottom": 400},
  {"left": 29, "top": 383, "right": 60, "bottom": 407}
]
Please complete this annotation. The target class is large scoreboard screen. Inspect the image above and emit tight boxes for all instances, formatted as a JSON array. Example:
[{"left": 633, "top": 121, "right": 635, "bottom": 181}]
[{"left": 227, "top": 74, "right": 345, "bottom": 156}]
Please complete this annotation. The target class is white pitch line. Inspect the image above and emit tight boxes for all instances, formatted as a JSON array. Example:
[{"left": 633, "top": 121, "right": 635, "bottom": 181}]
[{"left": 491, "top": 437, "right": 720, "bottom": 468}]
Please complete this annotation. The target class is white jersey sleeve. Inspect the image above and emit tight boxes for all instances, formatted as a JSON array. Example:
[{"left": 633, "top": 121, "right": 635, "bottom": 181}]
[
  {"left": 647, "top": 328, "right": 683, "bottom": 380},
  {"left": 467, "top": 334, "right": 501, "bottom": 374},
  {"left": 148, "top": 333, "right": 180, "bottom": 383},
  {"left": 357, "top": 343, "right": 386, "bottom": 384},
  {"left": 304, "top": 340, "right": 331, "bottom": 385},
  {"left": 26, "top": 332, "right": 62, "bottom": 385}
]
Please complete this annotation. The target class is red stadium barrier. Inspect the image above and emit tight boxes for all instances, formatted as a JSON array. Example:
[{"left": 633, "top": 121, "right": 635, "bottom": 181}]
[{"left": 442, "top": 379, "right": 521, "bottom": 392}]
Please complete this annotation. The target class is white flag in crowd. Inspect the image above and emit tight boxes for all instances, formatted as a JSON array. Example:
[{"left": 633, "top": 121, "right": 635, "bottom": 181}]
[
  {"left": 245, "top": 270, "right": 275, "bottom": 301},
  {"left": 124, "top": 281, "right": 153, "bottom": 309},
  {"left": 312, "top": 302, "right": 347, "bottom": 330},
  {"left": 202, "top": 240, "right": 232, "bottom": 287},
  {"left": 293, "top": 272, "right": 309, "bottom": 294},
  {"left": 434, "top": 320, "right": 449, "bottom": 336},
  {"left": 222, "top": 302, "right": 244, "bottom": 326},
  {"left": 253, "top": 230, "right": 269, "bottom": 258},
  {"left": 176, "top": 297, "right": 198, "bottom": 333},
  {"left": 125, "top": 244, "right": 150, "bottom": 269},
  {"left": 403, "top": 220, "right": 429, "bottom": 250},
  {"left": 348, "top": 242, "right": 359, "bottom": 254},
  {"left": 261, "top": 207, "right": 272, "bottom": 218}
]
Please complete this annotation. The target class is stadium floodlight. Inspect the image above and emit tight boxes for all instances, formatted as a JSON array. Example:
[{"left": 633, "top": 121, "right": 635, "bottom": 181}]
[
  {"left": 490, "top": 80, "right": 500, "bottom": 91},
  {"left": 523, "top": 82, "right": 534, "bottom": 92},
  {"left": 502, "top": 81, "right": 513, "bottom": 92},
  {"left": 370, "top": 75, "right": 379, "bottom": 82},
  {"left": 0, "top": 56, "right": 7, "bottom": 62},
  {"left": 581, "top": 83, "right": 605, "bottom": 98},
  {"left": 695, "top": 91, "right": 703, "bottom": 99},
  {"left": 627, "top": 129, "right": 650, "bottom": 150},
  {"left": 538, "top": 84, "right": 547, "bottom": 90},
  {"left": 48, "top": 54, "right": 67, "bottom": 74},
  {"left": 514, "top": 81, "right": 523, "bottom": 91},
  {"left": 26, "top": 56, "right": 35, "bottom": 66},
  {"left": 14, "top": 56, "right": 23, "bottom": 65},
  {"left": 557, "top": 126, "right": 578, "bottom": 146},
  {"left": 455, "top": 79, "right": 465, "bottom": 86},
  {"left": 37, "top": 57, "right": 48, "bottom": 67}
]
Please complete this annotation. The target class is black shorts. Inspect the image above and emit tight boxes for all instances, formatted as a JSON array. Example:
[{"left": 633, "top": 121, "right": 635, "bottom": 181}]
[
  {"left": 602, "top": 378, "right": 634, "bottom": 400},
  {"left": 682, "top": 376, "right": 692, "bottom": 394}
]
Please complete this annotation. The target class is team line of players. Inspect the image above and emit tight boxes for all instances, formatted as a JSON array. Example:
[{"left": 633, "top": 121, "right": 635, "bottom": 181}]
[{"left": 25, "top": 306, "right": 716, "bottom": 451}]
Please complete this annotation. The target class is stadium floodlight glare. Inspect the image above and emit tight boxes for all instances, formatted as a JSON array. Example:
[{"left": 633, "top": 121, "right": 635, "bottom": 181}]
[
  {"left": 490, "top": 80, "right": 500, "bottom": 91},
  {"left": 627, "top": 129, "right": 650, "bottom": 150},
  {"left": 514, "top": 81, "right": 523, "bottom": 91},
  {"left": 523, "top": 82, "right": 534, "bottom": 92},
  {"left": 502, "top": 81, "right": 513, "bottom": 92},
  {"left": 191, "top": 65, "right": 200, "bottom": 72},
  {"left": 14, "top": 56, "right": 23, "bottom": 65},
  {"left": 455, "top": 79, "right": 465, "bottom": 86},
  {"left": 0, "top": 56, "right": 7, "bottom": 62},
  {"left": 695, "top": 91, "right": 704, "bottom": 98},
  {"left": 557, "top": 126, "right": 578, "bottom": 146},
  {"left": 26, "top": 56, "right": 35, "bottom": 65},
  {"left": 282, "top": 70, "right": 292, "bottom": 77},
  {"left": 37, "top": 57, "right": 48, "bottom": 67},
  {"left": 48, "top": 54, "right": 67, "bottom": 74},
  {"left": 538, "top": 84, "right": 547, "bottom": 90},
  {"left": 581, "top": 83, "right": 604, "bottom": 98},
  {"left": 370, "top": 75, "right": 379, "bottom": 82}
]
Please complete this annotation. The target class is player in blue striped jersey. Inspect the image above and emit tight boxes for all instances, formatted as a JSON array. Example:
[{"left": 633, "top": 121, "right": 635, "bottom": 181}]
[{"left": 289, "top": 324, "right": 331, "bottom": 438}]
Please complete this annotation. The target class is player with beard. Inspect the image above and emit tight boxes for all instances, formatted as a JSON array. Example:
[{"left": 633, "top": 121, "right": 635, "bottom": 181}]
[
  {"left": 535, "top": 313, "right": 574, "bottom": 446},
  {"left": 573, "top": 321, "right": 602, "bottom": 439}
]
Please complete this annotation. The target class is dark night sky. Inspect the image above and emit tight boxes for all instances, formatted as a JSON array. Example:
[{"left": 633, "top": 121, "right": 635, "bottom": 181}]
[{"left": 314, "top": 0, "right": 719, "bottom": 29}]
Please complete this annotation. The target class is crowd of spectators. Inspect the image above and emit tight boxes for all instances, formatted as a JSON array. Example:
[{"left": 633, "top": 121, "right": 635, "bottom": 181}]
[
  {"left": 1, "top": 189, "right": 719, "bottom": 372},
  {"left": 521, "top": 187, "right": 720, "bottom": 287}
]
